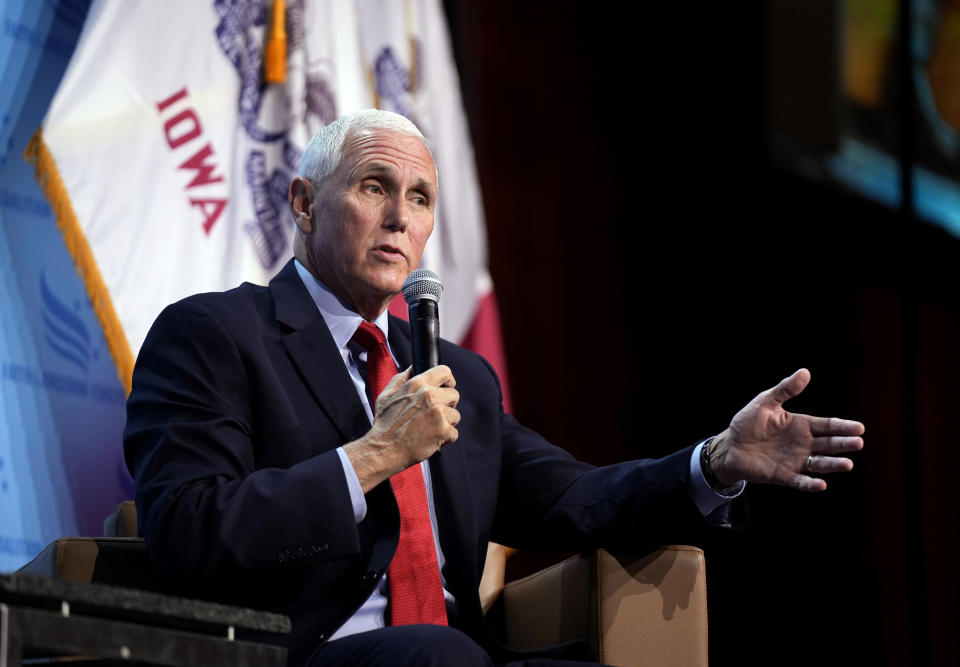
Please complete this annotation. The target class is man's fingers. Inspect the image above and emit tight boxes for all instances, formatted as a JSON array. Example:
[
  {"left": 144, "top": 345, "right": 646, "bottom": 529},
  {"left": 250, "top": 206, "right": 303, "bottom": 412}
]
[
  {"left": 811, "top": 434, "right": 864, "bottom": 453},
  {"left": 442, "top": 406, "right": 460, "bottom": 442},
  {"left": 436, "top": 386, "right": 460, "bottom": 407},
  {"left": 766, "top": 368, "right": 811, "bottom": 406},
  {"left": 788, "top": 474, "right": 828, "bottom": 493},
  {"left": 443, "top": 405, "right": 461, "bottom": 427},
  {"left": 804, "top": 454, "right": 855, "bottom": 474},
  {"left": 392, "top": 367, "right": 413, "bottom": 385},
  {"left": 415, "top": 364, "right": 456, "bottom": 388},
  {"left": 379, "top": 367, "right": 412, "bottom": 400},
  {"left": 808, "top": 416, "right": 865, "bottom": 437}
]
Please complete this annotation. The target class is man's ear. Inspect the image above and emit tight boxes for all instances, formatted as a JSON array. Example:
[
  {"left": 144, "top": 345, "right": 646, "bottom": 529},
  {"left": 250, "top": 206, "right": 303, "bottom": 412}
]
[{"left": 289, "top": 177, "right": 316, "bottom": 234}]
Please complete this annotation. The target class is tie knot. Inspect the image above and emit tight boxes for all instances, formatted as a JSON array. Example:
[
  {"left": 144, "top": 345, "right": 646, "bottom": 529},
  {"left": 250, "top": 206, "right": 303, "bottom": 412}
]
[{"left": 351, "top": 320, "right": 388, "bottom": 352}]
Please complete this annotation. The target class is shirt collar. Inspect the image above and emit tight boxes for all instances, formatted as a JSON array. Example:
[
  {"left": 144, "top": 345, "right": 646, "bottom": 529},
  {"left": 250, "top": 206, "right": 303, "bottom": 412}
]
[{"left": 294, "top": 259, "right": 390, "bottom": 349}]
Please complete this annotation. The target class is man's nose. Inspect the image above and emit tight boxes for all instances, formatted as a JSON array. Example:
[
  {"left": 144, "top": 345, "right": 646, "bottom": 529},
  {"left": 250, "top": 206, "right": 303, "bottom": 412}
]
[{"left": 383, "top": 194, "right": 409, "bottom": 231}]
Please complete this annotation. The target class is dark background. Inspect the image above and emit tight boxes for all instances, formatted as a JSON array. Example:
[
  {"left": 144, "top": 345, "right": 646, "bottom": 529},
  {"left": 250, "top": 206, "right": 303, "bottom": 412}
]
[{"left": 444, "top": 2, "right": 958, "bottom": 665}]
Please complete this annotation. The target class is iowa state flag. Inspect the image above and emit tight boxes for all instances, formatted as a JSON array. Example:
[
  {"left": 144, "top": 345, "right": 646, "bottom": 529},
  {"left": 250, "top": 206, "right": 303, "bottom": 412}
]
[{"left": 28, "top": 0, "right": 510, "bottom": 407}]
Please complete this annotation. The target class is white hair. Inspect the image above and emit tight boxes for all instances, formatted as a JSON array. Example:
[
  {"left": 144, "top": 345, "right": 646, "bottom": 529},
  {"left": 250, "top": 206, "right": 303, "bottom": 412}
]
[{"left": 299, "top": 109, "right": 429, "bottom": 185}]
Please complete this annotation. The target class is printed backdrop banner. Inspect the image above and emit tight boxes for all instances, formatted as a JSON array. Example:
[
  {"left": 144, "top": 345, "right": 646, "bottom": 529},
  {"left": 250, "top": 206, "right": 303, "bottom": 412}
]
[
  {"left": 30, "top": 0, "right": 510, "bottom": 405},
  {"left": 1, "top": 0, "right": 131, "bottom": 572}
]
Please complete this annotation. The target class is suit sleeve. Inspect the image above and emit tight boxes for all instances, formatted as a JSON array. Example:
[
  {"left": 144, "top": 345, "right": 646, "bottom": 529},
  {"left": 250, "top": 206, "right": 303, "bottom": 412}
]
[
  {"left": 124, "top": 299, "right": 361, "bottom": 582},
  {"left": 477, "top": 358, "right": 711, "bottom": 552}
]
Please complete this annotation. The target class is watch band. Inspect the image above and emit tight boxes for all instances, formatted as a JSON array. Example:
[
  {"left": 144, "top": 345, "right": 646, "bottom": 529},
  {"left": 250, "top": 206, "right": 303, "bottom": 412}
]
[{"left": 700, "top": 436, "right": 740, "bottom": 494}]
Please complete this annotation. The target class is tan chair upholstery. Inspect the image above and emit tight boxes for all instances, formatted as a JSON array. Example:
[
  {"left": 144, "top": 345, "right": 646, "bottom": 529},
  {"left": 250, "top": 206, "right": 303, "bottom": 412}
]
[
  {"left": 479, "top": 542, "right": 513, "bottom": 613},
  {"left": 21, "top": 503, "right": 708, "bottom": 665},
  {"left": 103, "top": 499, "right": 139, "bottom": 538},
  {"left": 494, "top": 546, "right": 708, "bottom": 666},
  {"left": 19, "top": 536, "right": 158, "bottom": 591},
  {"left": 20, "top": 502, "right": 154, "bottom": 587}
]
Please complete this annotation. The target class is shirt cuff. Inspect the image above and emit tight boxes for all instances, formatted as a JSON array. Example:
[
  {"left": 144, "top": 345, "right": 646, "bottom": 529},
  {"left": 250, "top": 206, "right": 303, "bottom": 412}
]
[
  {"left": 336, "top": 446, "right": 368, "bottom": 523},
  {"left": 689, "top": 440, "right": 746, "bottom": 517}
]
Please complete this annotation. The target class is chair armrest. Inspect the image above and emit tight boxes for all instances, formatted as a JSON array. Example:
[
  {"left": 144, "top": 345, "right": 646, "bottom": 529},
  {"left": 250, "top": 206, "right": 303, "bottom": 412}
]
[
  {"left": 499, "top": 546, "right": 707, "bottom": 667},
  {"left": 103, "top": 500, "right": 138, "bottom": 538},
  {"left": 18, "top": 537, "right": 161, "bottom": 592}
]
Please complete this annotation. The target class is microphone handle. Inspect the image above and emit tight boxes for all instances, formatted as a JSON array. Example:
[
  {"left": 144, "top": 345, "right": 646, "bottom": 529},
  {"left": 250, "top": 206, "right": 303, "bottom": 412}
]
[{"left": 409, "top": 298, "right": 440, "bottom": 374}]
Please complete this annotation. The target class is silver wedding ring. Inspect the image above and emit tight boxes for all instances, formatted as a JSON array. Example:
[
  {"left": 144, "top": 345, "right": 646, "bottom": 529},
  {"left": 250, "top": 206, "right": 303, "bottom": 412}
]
[{"left": 803, "top": 455, "right": 815, "bottom": 473}]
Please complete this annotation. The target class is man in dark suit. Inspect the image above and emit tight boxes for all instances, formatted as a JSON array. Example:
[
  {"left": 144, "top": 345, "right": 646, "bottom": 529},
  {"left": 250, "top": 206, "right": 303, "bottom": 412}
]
[{"left": 124, "top": 109, "right": 865, "bottom": 666}]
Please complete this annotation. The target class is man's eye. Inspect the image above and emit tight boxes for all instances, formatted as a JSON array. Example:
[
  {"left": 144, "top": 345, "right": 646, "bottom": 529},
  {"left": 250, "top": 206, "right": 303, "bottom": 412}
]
[
  {"left": 411, "top": 195, "right": 427, "bottom": 206},
  {"left": 364, "top": 183, "right": 383, "bottom": 194}
]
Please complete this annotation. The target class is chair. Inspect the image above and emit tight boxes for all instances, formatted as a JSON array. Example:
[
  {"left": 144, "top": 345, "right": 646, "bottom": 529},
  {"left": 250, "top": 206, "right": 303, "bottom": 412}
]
[
  {"left": 487, "top": 544, "right": 708, "bottom": 666},
  {"left": 21, "top": 502, "right": 708, "bottom": 666}
]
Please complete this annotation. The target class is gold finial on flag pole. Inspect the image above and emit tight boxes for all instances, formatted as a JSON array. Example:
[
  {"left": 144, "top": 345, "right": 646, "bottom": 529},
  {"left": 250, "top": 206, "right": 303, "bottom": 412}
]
[{"left": 265, "top": 0, "right": 286, "bottom": 84}]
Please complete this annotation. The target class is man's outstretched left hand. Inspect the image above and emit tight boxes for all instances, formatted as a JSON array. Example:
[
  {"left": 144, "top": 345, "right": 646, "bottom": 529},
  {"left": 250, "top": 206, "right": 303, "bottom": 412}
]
[{"left": 710, "top": 369, "right": 865, "bottom": 492}]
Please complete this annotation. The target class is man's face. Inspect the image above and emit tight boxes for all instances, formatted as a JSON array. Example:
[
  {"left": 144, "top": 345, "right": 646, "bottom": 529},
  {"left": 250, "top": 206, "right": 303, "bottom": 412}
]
[{"left": 303, "top": 129, "right": 437, "bottom": 317}]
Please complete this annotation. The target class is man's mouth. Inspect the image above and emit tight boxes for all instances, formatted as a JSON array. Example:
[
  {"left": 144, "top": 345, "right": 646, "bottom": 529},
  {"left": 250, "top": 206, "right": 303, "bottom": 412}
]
[{"left": 374, "top": 244, "right": 404, "bottom": 259}]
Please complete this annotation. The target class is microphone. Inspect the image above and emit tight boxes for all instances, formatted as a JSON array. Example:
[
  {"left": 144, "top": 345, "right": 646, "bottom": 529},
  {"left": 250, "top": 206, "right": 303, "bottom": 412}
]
[{"left": 402, "top": 269, "right": 443, "bottom": 374}]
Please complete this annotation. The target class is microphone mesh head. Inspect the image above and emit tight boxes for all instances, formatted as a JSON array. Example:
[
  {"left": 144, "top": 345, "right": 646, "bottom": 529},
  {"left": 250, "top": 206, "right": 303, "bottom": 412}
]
[{"left": 402, "top": 269, "right": 443, "bottom": 304}]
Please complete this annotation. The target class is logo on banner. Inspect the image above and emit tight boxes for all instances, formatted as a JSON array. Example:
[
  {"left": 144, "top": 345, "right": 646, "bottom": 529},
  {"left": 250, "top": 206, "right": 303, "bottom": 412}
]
[
  {"left": 0, "top": 271, "right": 122, "bottom": 406},
  {"left": 40, "top": 272, "right": 93, "bottom": 375}
]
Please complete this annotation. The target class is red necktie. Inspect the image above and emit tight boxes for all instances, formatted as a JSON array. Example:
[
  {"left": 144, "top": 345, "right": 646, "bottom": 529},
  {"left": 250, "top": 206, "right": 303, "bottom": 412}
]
[{"left": 351, "top": 321, "right": 448, "bottom": 626}]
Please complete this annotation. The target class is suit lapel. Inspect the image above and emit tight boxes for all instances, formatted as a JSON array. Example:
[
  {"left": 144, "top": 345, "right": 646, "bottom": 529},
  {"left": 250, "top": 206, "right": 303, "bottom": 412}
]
[
  {"left": 271, "top": 261, "right": 370, "bottom": 442},
  {"left": 387, "top": 314, "right": 412, "bottom": 371},
  {"left": 429, "top": 424, "right": 481, "bottom": 596}
]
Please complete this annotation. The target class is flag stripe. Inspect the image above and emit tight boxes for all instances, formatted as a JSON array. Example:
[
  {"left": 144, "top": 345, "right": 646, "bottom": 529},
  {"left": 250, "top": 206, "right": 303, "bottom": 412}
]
[
  {"left": 24, "top": 129, "right": 134, "bottom": 395},
  {"left": 459, "top": 290, "right": 512, "bottom": 413}
]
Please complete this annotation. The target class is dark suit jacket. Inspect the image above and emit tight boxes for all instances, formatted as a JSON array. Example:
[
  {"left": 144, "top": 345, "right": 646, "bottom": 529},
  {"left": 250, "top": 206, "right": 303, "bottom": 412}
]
[{"left": 124, "top": 260, "right": 711, "bottom": 665}]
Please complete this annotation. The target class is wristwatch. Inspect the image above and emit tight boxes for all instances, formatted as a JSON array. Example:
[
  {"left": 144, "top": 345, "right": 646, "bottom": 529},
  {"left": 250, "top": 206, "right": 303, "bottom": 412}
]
[{"left": 700, "top": 436, "right": 742, "bottom": 495}]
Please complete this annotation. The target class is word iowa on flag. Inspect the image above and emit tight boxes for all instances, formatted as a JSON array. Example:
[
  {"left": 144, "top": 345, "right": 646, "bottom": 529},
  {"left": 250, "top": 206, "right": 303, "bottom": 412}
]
[{"left": 156, "top": 87, "right": 228, "bottom": 235}]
